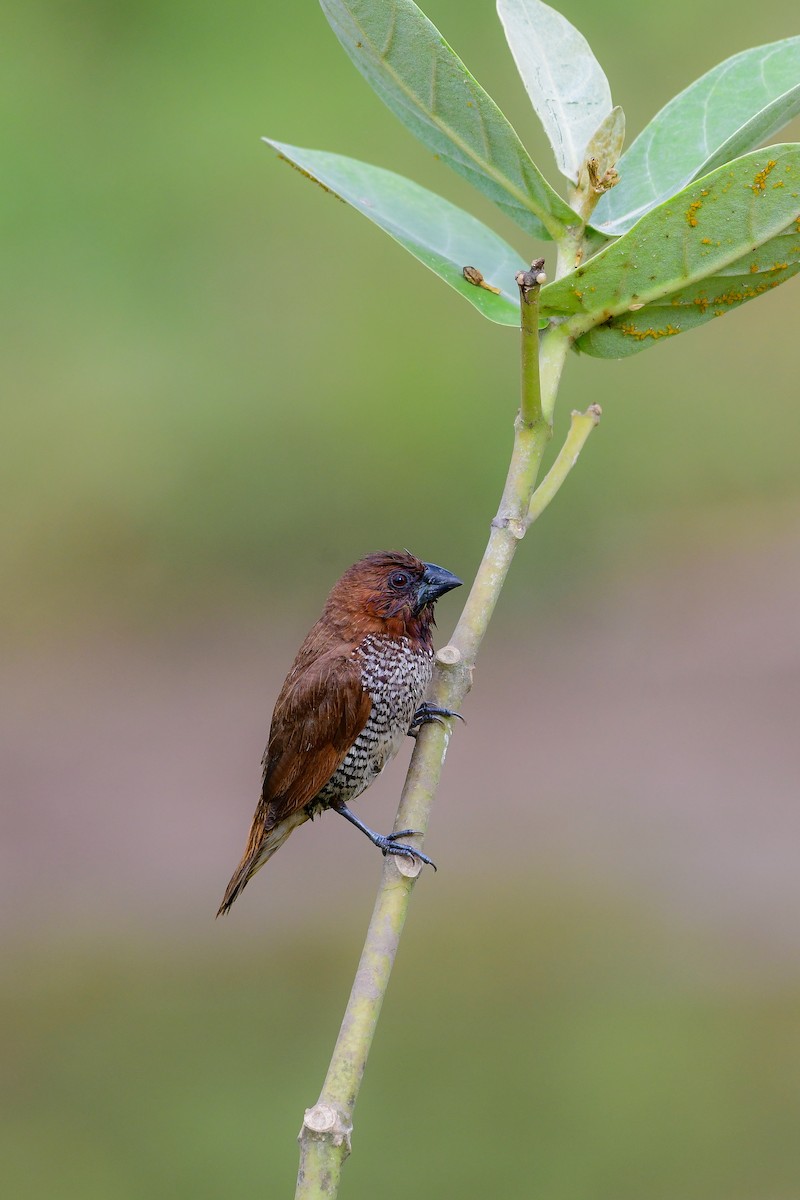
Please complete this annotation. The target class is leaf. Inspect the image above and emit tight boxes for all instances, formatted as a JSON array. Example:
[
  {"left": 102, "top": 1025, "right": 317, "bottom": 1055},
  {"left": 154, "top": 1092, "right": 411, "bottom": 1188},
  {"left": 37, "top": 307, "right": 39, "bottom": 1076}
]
[
  {"left": 318, "top": 0, "right": 579, "bottom": 240},
  {"left": 496, "top": 0, "right": 613, "bottom": 183},
  {"left": 576, "top": 230, "right": 800, "bottom": 358},
  {"left": 266, "top": 140, "right": 523, "bottom": 325},
  {"left": 584, "top": 106, "right": 626, "bottom": 179},
  {"left": 539, "top": 146, "right": 800, "bottom": 356},
  {"left": 594, "top": 37, "right": 800, "bottom": 236},
  {"left": 696, "top": 85, "right": 800, "bottom": 180}
]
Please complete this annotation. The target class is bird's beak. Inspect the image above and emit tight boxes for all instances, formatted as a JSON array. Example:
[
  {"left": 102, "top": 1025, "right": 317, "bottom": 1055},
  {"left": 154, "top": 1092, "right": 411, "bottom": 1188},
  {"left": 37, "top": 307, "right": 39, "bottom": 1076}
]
[{"left": 417, "top": 562, "right": 462, "bottom": 608}]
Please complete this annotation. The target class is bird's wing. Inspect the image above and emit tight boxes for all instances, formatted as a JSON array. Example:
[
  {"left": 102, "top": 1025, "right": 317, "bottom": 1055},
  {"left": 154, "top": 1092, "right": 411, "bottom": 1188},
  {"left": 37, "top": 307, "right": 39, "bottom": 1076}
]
[
  {"left": 216, "top": 645, "right": 372, "bottom": 915},
  {"left": 261, "top": 648, "right": 372, "bottom": 822}
]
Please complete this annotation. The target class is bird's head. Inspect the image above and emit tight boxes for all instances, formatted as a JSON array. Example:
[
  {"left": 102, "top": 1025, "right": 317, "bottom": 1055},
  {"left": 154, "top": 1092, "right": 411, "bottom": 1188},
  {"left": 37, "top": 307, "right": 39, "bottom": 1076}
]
[{"left": 326, "top": 551, "right": 462, "bottom": 640}]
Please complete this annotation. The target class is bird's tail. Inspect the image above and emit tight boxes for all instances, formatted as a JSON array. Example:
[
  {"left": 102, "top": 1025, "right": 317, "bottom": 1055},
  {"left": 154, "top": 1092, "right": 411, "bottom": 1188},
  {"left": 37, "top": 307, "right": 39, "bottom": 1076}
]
[{"left": 216, "top": 806, "right": 307, "bottom": 917}]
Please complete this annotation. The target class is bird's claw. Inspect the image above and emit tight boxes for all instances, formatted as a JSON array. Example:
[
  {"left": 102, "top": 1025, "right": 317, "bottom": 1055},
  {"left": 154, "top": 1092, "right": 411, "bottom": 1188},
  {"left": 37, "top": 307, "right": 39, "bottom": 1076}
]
[
  {"left": 379, "top": 833, "right": 438, "bottom": 872},
  {"left": 408, "top": 702, "right": 465, "bottom": 736},
  {"left": 331, "top": 803, "right": 438, "bottom": 871}
]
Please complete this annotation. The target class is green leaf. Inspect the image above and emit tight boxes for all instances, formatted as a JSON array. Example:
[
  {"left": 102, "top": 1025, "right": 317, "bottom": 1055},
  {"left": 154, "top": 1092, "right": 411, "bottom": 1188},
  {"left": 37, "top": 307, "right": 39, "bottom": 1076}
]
[
  {"left": 318, "top": 0, "right": 579, "bottom": 240},
  {"left": 594, "top": 37, "right": 800, "bottom": 236},
  {"left": 496, "top": 0, "right": 613, "bottom": 183},
  {"left": 539, "top": 146, "right": 800, "bottom": 356},
  {"left": 266, "top": 140, "right": 523, "bottom": 325},
  {"left": 576, "top": 232, "right": 800, "bottom": 358}
]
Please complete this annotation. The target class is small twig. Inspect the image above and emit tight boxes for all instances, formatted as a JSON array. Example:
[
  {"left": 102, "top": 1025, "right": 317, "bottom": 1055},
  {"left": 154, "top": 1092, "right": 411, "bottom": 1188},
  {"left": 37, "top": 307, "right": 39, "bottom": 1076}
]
[{"left": 527, "top": 405, "right": 602, "bottom": 528}]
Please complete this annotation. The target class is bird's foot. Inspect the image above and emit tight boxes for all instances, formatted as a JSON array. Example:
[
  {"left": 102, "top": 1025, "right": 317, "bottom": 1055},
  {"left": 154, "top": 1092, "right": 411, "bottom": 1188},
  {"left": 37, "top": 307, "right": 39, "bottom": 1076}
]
[
  {"left": 408, "top": 702, "right": 465, "bottom": 736},
  {"left": 378, "top": 831, "right": 438, "bottom": 871},
  {"left": 332, "top": 804, "right": 437, "bottom": 870}
]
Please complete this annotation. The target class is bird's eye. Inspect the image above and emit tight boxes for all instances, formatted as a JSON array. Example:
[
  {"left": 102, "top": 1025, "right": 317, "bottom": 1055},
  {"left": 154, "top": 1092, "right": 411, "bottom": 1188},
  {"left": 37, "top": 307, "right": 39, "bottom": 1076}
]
[{"left": 389, "top": 571, "right": 411, "bottom": 590}]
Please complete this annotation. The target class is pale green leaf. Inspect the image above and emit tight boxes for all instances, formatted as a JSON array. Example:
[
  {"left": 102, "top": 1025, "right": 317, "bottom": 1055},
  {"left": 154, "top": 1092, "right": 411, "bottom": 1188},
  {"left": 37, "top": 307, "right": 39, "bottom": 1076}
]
[
  {"left": 497, "top": 0, "right": 612, "bottom": 182},
  {"left": 319, "top": 0, "right": 579, "bottom": 240},
  {"left": 540, "top": 145, "right": 800, "bottom": 355},
  {"left": 266, "top": 140, "right": 523, "bottom": 325},
  {"left": 695, "top": 84, "right": 800, "bottom": 180},
  {"left": 585, "top": 106, "right": 626, "bottom": 178},
  {"left": 595, "top": 37, "right": 800, "bottom": 235}
]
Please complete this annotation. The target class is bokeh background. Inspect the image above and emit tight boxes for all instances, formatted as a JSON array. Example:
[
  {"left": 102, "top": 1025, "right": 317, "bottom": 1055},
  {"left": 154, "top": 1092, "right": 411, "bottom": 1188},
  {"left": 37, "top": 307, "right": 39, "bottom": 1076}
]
[{"left": 3, "top": 1, "right": 800, "bottom": 1196}]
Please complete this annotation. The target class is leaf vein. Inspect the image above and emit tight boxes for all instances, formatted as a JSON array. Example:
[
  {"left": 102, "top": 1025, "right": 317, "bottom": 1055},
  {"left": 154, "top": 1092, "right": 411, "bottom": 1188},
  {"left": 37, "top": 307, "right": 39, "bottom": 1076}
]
[{"left": 380, "top": 6, "right": 397, "bottom": 60}]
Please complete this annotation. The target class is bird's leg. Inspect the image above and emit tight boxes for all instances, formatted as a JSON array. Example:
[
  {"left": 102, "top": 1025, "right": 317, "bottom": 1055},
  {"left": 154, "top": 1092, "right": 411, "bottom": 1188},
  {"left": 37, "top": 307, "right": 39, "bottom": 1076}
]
[
  {"left": 331, "top": 803, "right": 437, "bottom": 870},
  {"left": 408, "top": 701, "right": 465, "bottom": 736}
]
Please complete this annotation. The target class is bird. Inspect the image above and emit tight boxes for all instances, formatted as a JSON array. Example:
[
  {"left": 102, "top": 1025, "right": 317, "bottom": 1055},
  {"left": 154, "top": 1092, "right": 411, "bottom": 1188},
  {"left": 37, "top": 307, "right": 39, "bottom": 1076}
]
[{"left": 217, "top": 551, "right": 462, "bottom": 915}]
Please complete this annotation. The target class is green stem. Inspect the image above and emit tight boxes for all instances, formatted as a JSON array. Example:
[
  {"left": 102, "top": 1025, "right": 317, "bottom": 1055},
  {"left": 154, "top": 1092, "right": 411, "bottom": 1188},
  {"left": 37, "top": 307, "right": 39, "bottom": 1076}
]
[
  {"left": 294, "top": 284, "right": 596, "bottom": 1199},
  {"left": 518, "top": 269, "right": 544, "bottom": 428},
  {"left": 528, "top": 405, "right": 602, "bottom": 527}
]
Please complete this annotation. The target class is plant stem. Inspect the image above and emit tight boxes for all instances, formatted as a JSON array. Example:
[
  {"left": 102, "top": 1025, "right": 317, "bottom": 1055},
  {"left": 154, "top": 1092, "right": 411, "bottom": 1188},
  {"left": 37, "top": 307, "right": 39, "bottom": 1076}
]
[
  {"left": 518, "top": 264, "right": 545, "bottom": 428},
  {"left": 294, "top": 284, "right": 599, "bottom": 1199},
  {"left": 527, "top": 404, "right": 602, "bottom": 527}
]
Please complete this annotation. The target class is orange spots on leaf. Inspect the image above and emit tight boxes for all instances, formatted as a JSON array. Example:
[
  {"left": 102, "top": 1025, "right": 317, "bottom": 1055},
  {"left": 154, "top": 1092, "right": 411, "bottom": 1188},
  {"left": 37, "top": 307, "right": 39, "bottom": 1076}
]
[
  {"left": 710, "top": 280, "right": 781, "bottom": 307},
  {"left": 620, "top": 323, "right": 679, "bottom": 341},
  {"left": 751, "top": 160, "right": 777, "bottom": 193},
  {"left": 686, "top": 198, "right": 703, "bottom": 227}
]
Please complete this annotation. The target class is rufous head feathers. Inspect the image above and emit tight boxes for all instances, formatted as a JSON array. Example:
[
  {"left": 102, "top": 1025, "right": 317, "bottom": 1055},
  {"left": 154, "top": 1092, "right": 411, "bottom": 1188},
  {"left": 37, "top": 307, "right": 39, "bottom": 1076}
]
[{"left": 323, "top": 551, "right": 461, "bottom": 639}]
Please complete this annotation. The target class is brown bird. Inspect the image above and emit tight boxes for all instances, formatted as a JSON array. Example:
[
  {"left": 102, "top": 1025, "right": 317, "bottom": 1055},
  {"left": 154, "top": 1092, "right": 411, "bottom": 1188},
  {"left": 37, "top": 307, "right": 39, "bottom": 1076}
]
[{"left": 217, "top": 551, "right": 462, "bottom": 915}]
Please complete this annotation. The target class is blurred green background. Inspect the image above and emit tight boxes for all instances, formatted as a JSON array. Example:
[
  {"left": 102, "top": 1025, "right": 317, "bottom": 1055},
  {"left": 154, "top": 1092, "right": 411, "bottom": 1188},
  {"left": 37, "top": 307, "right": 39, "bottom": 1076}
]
[{"left": 3, "top": 1, "right": 800, "bottom": 1197}]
